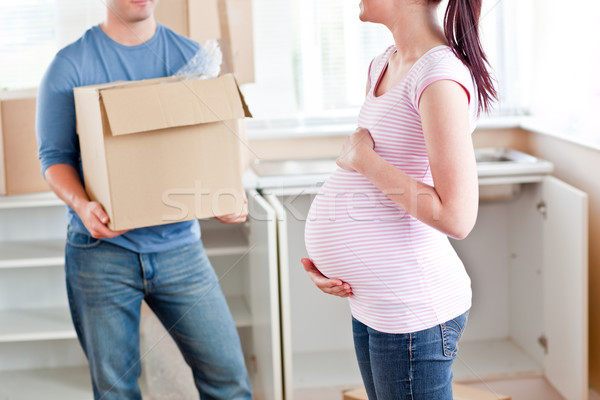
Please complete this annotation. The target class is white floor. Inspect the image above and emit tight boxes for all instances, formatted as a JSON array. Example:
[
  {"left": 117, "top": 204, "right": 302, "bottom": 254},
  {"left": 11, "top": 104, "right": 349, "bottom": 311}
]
[{"left": 294, "top": 382, "right": 600, "bottom": 400}]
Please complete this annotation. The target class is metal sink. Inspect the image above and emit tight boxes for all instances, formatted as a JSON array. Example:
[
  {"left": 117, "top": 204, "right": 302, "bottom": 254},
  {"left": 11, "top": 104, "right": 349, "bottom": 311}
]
[
  {"left": 250, "top": 148, "right": 553, "bottom": 183},
  {"left": 475, "top": 148, "right": 554, "bottom": 177},
  {"left": 251, "top": 158, "right": 338, "bottom": 177},
  {"left": 249, "top": 149, "right": 554, "bottom": 201}
]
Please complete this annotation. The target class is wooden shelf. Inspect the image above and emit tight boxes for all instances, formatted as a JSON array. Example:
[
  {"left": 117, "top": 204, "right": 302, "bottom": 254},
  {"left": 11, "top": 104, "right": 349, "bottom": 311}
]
[
  {"left": 0, "top": 231, "right": 250, "bottom": 268},
  {"left": 292, "top": 349, "right": 362, "bottom": 390},
  {"left": 453, "top": 338, "right": 543, "bottom": 382},
  {"left": 0, "top": 307, "right": 76, "bottom": 342},
  {"left": 0, "top": 300, "right": 248, "bottom": 342},
  {"left": 0, "top": 192, "right": 63, "bottom": 209},
  {"left": 0, "top": 239, "right": 65, "bottom": 269},
  {"left": 0, "top": 293, "right": 248, "bottom": 344},
  {"left": 201, "top": 225, "right": 249, "bottom": 257},
  {"left": 0, "top": 366, "right": 91, "bottom": 400}
]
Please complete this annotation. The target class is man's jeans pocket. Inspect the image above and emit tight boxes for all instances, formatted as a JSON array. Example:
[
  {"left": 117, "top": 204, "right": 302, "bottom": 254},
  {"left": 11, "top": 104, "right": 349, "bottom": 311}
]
[{"left": 66, "top": 226, "right": 102, "bottom": 249}]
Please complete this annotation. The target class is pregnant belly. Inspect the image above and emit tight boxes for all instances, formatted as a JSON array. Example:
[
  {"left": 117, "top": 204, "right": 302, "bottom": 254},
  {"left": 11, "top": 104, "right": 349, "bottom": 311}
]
[{"left": 304, "top": 174, "right": 409, "bottom": 280}]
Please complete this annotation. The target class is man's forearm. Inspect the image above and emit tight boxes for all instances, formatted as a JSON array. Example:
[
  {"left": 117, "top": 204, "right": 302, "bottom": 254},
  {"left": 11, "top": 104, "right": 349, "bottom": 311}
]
[{"left": 44, "top": 163, "right": 90, "bottom": 215}]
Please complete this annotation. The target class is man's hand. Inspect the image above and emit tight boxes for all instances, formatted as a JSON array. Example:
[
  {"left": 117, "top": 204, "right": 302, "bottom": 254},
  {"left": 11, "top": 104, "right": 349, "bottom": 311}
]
[
  {"left": 78, "top": 200, "right": 129, "bottom": 239},
  {"left": 301, "top": 258, "right": 353, "bottom": 298},
  {"left": 44, "top": 164, "right": 128, "bottom": 239},
  {"left": 336, "top": 127, "right": 375, "bottom": 172},
  {"left": 214, "top": 193, "right": 248, "bottom": 224}
]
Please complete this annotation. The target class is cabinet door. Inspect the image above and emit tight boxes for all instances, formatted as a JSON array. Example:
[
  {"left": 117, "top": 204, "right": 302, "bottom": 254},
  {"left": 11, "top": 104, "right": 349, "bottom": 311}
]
[
  {"left": 262, "top": 192, "right": 294, "bottom": 400},
  {"left": 542, "top": 176, "right": 588, "bottom": 400},
  {"left": 247, "top": 190, "right": 283, "bottom": 400}
]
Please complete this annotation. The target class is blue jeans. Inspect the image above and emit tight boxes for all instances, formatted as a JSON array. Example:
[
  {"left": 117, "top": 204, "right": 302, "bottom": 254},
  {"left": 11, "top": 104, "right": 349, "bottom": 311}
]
[
  {"left": 352, "top": 311, "right": 469, "bottom": 400},
  {"left": 65, "top": 226, "right": 252, "bottom": 400}
]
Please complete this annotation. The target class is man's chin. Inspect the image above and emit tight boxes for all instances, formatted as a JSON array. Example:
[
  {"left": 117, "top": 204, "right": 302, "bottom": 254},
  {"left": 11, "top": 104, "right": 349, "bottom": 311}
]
[{"left": 128, "top": 10, "right": 155, "bottom": 23}]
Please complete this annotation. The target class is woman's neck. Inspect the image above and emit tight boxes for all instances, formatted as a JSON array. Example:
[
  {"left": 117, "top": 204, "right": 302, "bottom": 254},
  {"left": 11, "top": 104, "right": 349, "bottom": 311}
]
[{"left": 386, "top": 3, "right": 447, "bottom": 65}]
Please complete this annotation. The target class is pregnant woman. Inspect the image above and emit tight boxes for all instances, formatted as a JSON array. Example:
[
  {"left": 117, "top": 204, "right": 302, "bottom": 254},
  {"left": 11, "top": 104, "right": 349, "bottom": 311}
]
[{"left": 302, "top": 0, "right": 496, "bottom": 399}]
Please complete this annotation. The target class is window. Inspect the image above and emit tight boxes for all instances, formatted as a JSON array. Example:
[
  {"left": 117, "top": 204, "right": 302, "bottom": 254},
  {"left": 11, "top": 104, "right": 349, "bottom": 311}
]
[
  {"left": 525, "top": 0, "right": 600, "bottom": 143},
  {"left": 6, "top": 1, "right": 597, "bottom": 144},
  {"left": 243, "top": 0, "right": 516, "bottom": 123},
  {"left": 0, "top": 0, "right": 104, "bottom": 91},
  {"left": 0, "top": 0, "right": 508, "bottom": 117},
  {"left": 291, "top": 1, "right": 392, "bottom": 113}
]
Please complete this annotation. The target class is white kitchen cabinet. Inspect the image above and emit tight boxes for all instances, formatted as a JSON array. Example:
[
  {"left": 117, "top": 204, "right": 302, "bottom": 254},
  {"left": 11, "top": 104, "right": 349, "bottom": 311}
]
[
  {"left": 0, "top": 192, "right": 90, "bottom": 399},
  {"left": 0, "top": 189, "right": 283, "bottom": 400},
  {"left": 260, "top": 173, "right": 588, "bottom": 400},
  {"left": 203, "top": 189, "right": 283, "bottom": 400},
  {"left": 262, "top": 186, "right": 362, "bottom": 400},
  {"left": 451, "top": 176, "right": 588, "bottom": 400},
  {"left": 0, "top": 163, "right": 588, "bottom": 400}
]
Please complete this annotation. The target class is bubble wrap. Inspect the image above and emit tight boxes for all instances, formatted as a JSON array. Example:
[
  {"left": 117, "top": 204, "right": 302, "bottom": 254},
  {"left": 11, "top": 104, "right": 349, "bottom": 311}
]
[{"left": 174, "top": 39, "right": 222, "bottom": 79}]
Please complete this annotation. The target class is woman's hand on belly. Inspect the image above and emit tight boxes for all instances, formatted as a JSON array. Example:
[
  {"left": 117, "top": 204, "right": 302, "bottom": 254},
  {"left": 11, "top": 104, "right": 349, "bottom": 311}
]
[
  {"left": 301, "top": 258, "right": 353, "bottom": 298},
  {"left": 336, "top": 127, "right": 375, "bottom": 172}
]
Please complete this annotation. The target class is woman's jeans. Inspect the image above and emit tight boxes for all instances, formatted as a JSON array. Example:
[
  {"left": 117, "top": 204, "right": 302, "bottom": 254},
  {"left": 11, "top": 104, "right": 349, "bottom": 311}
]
[
  {"left": 65, "top": 227, "right": 252, "bottom": 400},
  {"left": 352, "top": 311, "right": 469, "bottom": 400}
]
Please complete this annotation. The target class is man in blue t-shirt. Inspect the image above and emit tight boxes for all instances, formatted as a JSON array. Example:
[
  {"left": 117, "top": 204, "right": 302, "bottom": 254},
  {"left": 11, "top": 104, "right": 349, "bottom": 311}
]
[{"left": 36, "top": 1, "right": 252, "bottom": 399}]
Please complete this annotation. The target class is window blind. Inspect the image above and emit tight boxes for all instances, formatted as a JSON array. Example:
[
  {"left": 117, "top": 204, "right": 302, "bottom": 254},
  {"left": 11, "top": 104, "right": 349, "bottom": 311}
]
[
  {"left": 244, "top": 0, "right": 508, "bottom": 120},
  {"left": 0, "top": 0, "right": 104, "bottom": 91}
]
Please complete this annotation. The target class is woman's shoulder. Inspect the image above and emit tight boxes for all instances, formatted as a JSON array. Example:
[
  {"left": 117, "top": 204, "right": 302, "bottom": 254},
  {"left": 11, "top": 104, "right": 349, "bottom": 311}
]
[
  {"left": 367, "top": 45, "right": 396, "bottom": 83},
  {"left": 371, "top": 45, "right": 396, "bottom": 69},
  {"left": 416, "top": 46, "right": 472, "bottom": 81},
  {"left": 412, "top": 46, "right": 479, "bottom": 125}
]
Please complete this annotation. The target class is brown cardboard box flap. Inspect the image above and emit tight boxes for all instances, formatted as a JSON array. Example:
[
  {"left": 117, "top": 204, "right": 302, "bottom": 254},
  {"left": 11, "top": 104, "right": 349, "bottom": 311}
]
[{"left": 99, "top": 74, "right": 250, "bottom": 136}]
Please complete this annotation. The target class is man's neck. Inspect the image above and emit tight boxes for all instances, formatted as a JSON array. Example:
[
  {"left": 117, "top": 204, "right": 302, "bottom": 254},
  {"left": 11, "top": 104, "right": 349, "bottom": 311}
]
[{"left": 100, "top": 15, "right": 157, "bottom": 46}]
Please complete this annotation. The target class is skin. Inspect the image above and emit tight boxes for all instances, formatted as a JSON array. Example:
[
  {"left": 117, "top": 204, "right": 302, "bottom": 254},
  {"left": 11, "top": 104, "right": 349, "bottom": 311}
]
[
  {"left": 303, "top": 0, "right": 478, "bottom": 297},
  {"left": 45, "top": 0, "right": 247, "bottom": 239}
]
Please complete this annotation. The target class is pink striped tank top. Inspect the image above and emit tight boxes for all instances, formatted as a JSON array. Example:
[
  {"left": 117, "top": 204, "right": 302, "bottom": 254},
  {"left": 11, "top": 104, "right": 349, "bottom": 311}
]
[{"left": 304, "top": 45, "right": 477, "bottom": 333}]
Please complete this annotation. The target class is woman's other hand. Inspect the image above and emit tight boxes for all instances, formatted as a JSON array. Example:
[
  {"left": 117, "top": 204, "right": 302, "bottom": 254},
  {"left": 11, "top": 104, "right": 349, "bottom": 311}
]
[
  {"left": 336, "top": 127, "right": 375, "bottom": 172},
  {"left": 301, "top": 258, "right": 353, "bottom": 298}
]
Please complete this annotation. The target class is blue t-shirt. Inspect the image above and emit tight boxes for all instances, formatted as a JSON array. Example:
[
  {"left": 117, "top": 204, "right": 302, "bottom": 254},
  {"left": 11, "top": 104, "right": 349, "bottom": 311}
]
[{"left": 37, "top": 24, "right": 206, "bottom": 253}]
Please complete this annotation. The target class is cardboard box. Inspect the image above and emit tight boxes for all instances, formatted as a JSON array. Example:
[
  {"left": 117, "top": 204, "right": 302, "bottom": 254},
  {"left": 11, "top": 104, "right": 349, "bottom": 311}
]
[
  {"left": 342, "top": 387, "right": 367, "bottom": 400},
  {"left": 154, "top": 0, "right": 255, "bottom": 84},
  {"left": 343, "top": 383, "right": 511, "bottom": 400},
  {"left": 0, "top": 89, "right": 50, "bottom": 195},
  {"left": 453, "top": 383, "right": 511, "bottom": 400},
  {"left": 73, "top": 73, "right": 251, "bottom": 231}
]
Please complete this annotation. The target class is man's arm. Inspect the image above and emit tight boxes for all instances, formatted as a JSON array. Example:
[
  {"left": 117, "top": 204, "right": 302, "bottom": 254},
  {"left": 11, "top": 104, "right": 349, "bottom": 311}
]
[
  {"left": 45, "top": 164, "right": 127, "bottom": 238},
  {"left": 37, "top": 54, "right": 127, "bottom": 239}
]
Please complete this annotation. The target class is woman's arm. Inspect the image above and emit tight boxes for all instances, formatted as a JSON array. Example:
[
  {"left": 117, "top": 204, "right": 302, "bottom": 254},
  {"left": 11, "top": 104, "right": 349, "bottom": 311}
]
[{"left": 337, "top": 80, "right": 478, "bottom": 239}]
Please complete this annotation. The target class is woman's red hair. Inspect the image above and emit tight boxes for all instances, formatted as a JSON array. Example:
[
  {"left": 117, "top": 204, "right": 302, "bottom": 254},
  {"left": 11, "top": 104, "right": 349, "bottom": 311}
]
[{"left": 433, "top": 0, "right": 497, "bottom": 113}]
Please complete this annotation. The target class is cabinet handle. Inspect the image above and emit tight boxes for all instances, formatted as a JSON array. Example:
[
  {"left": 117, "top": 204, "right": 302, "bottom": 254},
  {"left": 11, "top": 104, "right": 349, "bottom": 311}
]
[
  {"left": 538, "top": 334, "right": 548, "bottom": 354},
  {"left": 536, "top": 201, "right": 547, "bottom": 219}
]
